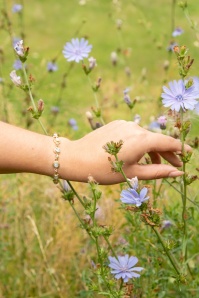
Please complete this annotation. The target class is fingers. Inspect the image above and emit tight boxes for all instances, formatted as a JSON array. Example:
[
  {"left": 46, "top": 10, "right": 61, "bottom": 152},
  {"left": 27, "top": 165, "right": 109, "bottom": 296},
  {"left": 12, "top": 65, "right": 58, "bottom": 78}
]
[
  {"left": 148, "top": 133, "right": 192, "bottom": 153},
  {"left": 148, "top": 152, "right": 161, "bottom": 164},
  {"left": 159, "top": 151, "right": 182, "bottom": 167},
  {"left": 127, "top": 164, "right": 184, "bottom": 180}
]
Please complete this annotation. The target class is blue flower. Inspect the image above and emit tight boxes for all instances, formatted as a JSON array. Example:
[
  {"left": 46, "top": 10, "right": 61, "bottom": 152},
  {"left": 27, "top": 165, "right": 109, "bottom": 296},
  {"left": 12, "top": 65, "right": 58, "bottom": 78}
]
[
  {"left": 68, "top": 118, "right": 78, "bottom": 130},
  {"left": 120, "top": 187, "right": 149, "bottom": 207},
  {"left": 161, "top": 80, "right": 199, "bottom": 112},
  {"left": 13, "top": 59, "right": 23, "bottom": 70},
  {"left": 12, "top": 4, "right": 23, "bottom": 13},
  {"left": 108, "top": 255, "right": 144, "bottom": 283},
  {"left": 172, "top": 27, "right": 184, "bottom": 37},
  {"left": 47, "top": 61, "right": 58, "bottom": 72},
  {"left": 63, "top": 38, "right": 92, "bottom": 63},
  {"left": 167, "top": 41, "right": 178, "bottom": 52}
]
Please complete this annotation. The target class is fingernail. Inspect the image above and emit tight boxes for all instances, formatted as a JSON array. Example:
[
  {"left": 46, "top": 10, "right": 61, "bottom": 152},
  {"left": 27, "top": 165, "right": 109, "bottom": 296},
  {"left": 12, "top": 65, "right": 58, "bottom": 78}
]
[{"left": 169, "top": 170, "right": 184, "bottom": 177}]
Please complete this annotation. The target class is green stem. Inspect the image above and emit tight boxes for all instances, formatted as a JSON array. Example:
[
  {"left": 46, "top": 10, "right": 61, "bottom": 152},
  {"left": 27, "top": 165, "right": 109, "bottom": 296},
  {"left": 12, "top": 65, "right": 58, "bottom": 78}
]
[
  {"left": 171, "top": 0, "right": 176, "bottom": 34},
  {"left": 22, "top": 64, "right": 48, "bottom": 135},
  {"left": 69, "top": 200, "right": 94, "bottom": 241},
  {"left": 152, "top": 226, "right": 180, "bottom": 275},
  {"left": 22, "top": 64, "right": 37, "bottom": 111},
  {"left": 86, "top": 75, "right": 105, "bottom": 125},
  {"left": 115, "top": 155, "right": 132, "bottom": 188},
  {"left": 164, "top": 179, "right": 199, "bottom": 208},
  {"left": 67, "top": 180, "right": 85, "bottom": 207},
  {"left": 104, "top": 236, "right": 118, "bottom": 260},
  {"left": 180, "top": 110, "right": 188, "bottom": 265}
]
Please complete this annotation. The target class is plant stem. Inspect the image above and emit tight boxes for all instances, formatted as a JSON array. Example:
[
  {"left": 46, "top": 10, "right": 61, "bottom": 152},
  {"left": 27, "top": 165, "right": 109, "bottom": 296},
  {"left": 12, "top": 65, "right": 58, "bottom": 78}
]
[
  {"left": 152, "top": 226, "right": 180, "bottom": 275},
  {"left": 22, "top": 64, "right": 48, "bottom": 135},
  {"left": 180, "top": 110, "right": 188, "bottom": 265}
]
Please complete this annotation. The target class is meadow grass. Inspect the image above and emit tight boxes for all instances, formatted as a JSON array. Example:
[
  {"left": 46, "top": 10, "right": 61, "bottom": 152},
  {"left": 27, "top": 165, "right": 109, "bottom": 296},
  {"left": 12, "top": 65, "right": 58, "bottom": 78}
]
[{"left": 0, "top": 1, "right": 199, "bottom": 297}]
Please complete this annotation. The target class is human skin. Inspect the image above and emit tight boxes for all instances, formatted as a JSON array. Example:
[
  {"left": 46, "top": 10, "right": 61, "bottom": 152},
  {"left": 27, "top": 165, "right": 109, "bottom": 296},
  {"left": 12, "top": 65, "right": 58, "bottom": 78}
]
[{"left": 0, "top": 120, "right": 190, "bottom": 184}]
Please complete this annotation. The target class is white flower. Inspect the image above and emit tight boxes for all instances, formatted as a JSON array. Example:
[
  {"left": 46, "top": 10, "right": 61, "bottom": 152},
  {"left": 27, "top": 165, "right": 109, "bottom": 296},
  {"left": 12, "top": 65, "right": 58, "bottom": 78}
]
[
  {"left": 10, "top": 70, "right": 22, "bottom": 86},
  {"left": 88, "top": 57, "right": 97, "bottom": 69},
  {"left": 14, "top": 40, "right": 25, "bottom": 57},
  {"left": 110, "top": 51, "right": 118, "bottom": 65},
  {"left": 127, "top": 176, "right": 139, "bottom": 190}
]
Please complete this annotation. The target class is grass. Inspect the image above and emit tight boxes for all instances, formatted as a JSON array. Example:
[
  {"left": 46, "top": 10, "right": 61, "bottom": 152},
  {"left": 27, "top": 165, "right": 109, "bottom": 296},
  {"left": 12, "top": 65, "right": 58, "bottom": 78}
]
[{"left": 0, "top": 0, "right": 199, "bottom": 297}]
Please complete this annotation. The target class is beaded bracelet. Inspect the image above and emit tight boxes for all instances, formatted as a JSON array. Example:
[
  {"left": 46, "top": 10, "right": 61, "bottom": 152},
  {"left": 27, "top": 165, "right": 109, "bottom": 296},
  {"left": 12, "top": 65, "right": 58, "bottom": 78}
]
[{"left": 52, "top": 133, "right": 61, "bottom": 184}]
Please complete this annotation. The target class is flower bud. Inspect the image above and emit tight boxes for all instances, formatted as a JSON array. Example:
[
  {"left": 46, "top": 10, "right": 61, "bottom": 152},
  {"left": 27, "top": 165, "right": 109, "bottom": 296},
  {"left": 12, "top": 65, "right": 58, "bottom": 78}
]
[
  {"left": 10, "top": 70, "right": 22, "bottom": 87},
  {"left": 88, "top": 57, "right": 97, "bottom": 70},
  {"left": 110, "top": 51, "right": 118, "bottom": 66},
  {"left": 37, "top": 99, "right": 44, "bottom": 112},
  {"left": 86, "top": 111, "right": 93, "bottom": 120}
]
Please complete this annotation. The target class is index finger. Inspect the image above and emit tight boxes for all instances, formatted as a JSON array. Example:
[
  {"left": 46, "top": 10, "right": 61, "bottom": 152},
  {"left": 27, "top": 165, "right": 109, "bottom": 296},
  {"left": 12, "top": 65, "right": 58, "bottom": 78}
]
[{"left": 147, "top": 132, "right": 192, "bottom": 153}]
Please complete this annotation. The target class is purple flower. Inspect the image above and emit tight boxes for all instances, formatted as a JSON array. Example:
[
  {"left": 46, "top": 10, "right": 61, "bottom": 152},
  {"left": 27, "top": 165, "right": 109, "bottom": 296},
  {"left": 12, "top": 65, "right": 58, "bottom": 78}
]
[
  {"left": 12, "top": 37, "right": 21, "bottom": 47},
  {"left": 63, "top": 38, "right": 92, "bottom": 63},
  {"left": 161, "top": 220, "right": 172, "bottom": 230},
  {"left": 13, "top": 59, "right": 23, "bottom": 70},
  {"left": 47, "top": 61, "right": 58, "bottom": 72},
  {"left": 167, "top": 41, "right": 178, "bottom": 52},
  {"left": 161, "top": 80, "right": 199, "bottom": 112},
  {"left": 68, "top": 118, "right": 78, "bottom": 130},
  {"left": 195, "top": 102, "right": 199, "bottom": 114},
  {"left": 51, "top": 106, "right": 60, "bottom": 115},
  {"left": 108, "top": 255, "right": 144, "bottom": 282},
  {"left": 157, "top": 115, "right": 167, "bottom": 130},
  {"left": 12, "top": 4, "right": 23, "bottom": 13},
  {"left": 148, "top": 121, "right": 160, "bottom": 132},
  {"left": 172, "top": 27, "right": 184, "bottom": 37},
  {"left": 120, "top": 187, "right": 149, "bottom": 207}
]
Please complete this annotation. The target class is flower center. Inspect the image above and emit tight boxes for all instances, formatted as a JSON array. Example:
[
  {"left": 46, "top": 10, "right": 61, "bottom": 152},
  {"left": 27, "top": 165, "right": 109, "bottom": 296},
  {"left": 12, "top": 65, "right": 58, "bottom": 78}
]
[
  {"left": 120, "top": 265, "right": 128, "bottom": 272},
  {"left": 175, "top": 94, "right": 183, "bottom": 101},
  {"left": 74, "top": 49, "right": 81, "bottom": 55}
]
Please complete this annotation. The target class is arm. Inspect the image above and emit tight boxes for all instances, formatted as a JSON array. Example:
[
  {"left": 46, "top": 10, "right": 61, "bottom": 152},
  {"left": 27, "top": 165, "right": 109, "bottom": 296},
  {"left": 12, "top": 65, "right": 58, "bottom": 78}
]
[{"left": 0, "top": 120, "right": 190, "bottom": 184}]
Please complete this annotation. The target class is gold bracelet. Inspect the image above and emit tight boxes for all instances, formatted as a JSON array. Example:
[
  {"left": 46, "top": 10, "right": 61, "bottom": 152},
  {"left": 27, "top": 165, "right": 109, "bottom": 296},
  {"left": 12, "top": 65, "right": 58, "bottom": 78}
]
[{"left": 52, "top": 133, "right": 61, "bottom": 184}]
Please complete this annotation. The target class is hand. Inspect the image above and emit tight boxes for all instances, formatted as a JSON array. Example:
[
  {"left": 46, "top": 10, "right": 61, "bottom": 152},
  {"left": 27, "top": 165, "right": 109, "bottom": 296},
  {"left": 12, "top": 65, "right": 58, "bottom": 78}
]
[{"left": 61, "top": 120, "right": 191, "bottom": 184}]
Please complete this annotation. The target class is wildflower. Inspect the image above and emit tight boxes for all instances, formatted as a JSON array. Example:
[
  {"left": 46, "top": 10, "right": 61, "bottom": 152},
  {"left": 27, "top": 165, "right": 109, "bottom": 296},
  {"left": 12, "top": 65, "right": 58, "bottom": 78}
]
[
  {"left": 172, "top": 27, "right": 184, "bottom": 37},
  {"left": 110, "top": 51, "right": 118, "bottom": 66},
  {"left": 51, "top": 106, "right": 60, "bottom": 115},
  {"left": 162, "top": 220, "right": 172, "bottom": 229},
  {"left": 12, "top": 4, "right": 23, "bottom": 13},
  {"left": 14, "top": 40, "right": 25, "bottom": 57},
  {"left": 63, "top": 38, "right": 92, "bottom": 63},
  {"left": 167, "top": 41, "right": 178, "bottom": 52},
  {"left": 163, "top": 60, "right": 170, "bottom": 71},
  {"left": 116, "top": 19, "right": 123, "bottom": 29},
  {"left": 12, "top": 37, "right": 21, "bottom": 47},
  {"left": 13, "top": 59, "right": 23, "bottom": 70},
  {"left": 108, "top": 255, "right": 144, "bottom": 282},
  {"left": 161, "top": 80, "right": 199, "bottom": 112},
  {"left": 134, "top": 114, "right": 141, "bottom": 124},
  {"left": 148, "top": 120, "right": 161, "bottom": 132},
  {"left": 47, "top": 61, "right": 58, "bottom": 72},
  {"left": 68, "top": 118, "right": 78, "bottom": 130},
  {"left": 88, "top": 57, "right": 97, "bottom": 69},
  {"left": 120, "top": 187, "right": 149, "bottom": 207},
  {"left": 127, "top": 176, "right": 138, "bottom": 190},
  {"left": 10, "top": 70, "right": 22, "bottom": 86},
  {"left": 195, "top": 102, "right": 199, "bottom": 114},
  {"left": 157, "top": 115, "right": 167, "bottom": 130},
  {"left": 0, "top": 78, "right": 4, "bottom": 84}
]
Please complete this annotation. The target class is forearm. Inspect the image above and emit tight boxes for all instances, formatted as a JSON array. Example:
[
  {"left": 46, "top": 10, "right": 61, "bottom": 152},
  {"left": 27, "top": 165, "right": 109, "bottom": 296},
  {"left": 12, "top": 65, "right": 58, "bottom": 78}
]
[{"left": 0, "top": 121, "right": 65, "bottom": 178}]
